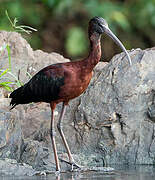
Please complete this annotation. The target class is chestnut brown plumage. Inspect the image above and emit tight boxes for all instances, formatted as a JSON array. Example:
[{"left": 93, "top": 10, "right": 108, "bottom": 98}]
[{"left": 10, "top": 17, "right": 131, "bottom": 172}]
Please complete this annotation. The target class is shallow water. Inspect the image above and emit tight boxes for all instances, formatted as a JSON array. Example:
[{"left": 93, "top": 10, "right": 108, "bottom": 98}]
[{"left": 1, "top": 165, "right": 155, "bottom": 180}]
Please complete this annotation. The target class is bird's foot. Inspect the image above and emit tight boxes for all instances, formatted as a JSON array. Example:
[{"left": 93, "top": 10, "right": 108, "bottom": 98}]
[
  {"left": 59, "top": 158, "right": 81, "bottom": 171},
  {"left": 71, "top": 162, "right": 81, "bottom": 171}
]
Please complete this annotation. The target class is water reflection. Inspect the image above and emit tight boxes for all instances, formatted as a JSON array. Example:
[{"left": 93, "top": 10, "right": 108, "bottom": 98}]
[
  {"left": 1, "top": 165, "right": 155, "bottom": 180},
  {"left": 52, "top": 165, "right": 155, "bottom": 180}
]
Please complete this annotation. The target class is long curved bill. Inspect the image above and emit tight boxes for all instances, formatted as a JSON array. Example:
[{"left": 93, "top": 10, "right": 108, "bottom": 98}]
[{"left": 104, "top": 27, "right": 132, "bottom": 66}]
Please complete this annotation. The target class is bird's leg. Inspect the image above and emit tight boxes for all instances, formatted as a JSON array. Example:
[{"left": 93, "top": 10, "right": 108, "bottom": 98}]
[
  {"left": 57, "top": 102, "right": 80, "bottom": 170},
  {"left": 50, "top": 103, "right": 60, "bottom": 172}
]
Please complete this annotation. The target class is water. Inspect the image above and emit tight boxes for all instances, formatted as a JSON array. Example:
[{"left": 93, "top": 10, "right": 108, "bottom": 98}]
[{"left": 1, "top": 165, "right": 155, "bottom": 180}]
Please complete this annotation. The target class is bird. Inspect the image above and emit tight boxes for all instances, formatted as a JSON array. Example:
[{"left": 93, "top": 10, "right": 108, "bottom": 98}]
[{"left": 10, "top": 17, "right": 132, "bottom": 172}]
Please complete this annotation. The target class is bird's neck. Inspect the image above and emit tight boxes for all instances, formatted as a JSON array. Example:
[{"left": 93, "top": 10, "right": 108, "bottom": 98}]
[{"left": 84, "top": 33, "right": 101, "bottom": 71}]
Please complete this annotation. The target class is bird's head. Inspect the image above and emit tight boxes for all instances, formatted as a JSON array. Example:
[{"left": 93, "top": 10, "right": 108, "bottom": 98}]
[
  {"left": 89, "top": 17, "right": 109, "bottom": 35},
  {"left": 89, "top": 17, "right": 132, "bottom": 66}
]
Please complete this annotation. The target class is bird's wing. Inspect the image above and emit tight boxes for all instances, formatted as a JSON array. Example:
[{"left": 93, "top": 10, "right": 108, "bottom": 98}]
[
  {"left": 10, "top": 64, "right": 65, "bottom": 105},
  {"left": 26, "top": 64, "right": 65, "bottom": 102}
]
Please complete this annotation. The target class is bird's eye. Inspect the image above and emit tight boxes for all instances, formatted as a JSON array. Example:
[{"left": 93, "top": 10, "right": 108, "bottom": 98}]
[{"left": 98, "top": 23, "right": 104, "bottom": 29}]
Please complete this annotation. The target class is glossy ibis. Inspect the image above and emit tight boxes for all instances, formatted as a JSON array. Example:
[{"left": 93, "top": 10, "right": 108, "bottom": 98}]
[{"left": 10, "top": 17, "right": 132, "bottom": 172}]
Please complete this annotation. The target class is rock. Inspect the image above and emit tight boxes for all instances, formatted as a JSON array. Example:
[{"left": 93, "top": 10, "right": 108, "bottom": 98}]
[
  {"left": 72, "top": 48, "right": 155, "bottom": 165},
  {"left": 0, "top": 31, "right": 70, "bottom": 175},
  {"left": 19, "top": 48, "right": 155, "bottom": 166},
  {"left": 0, "top": 158, "right": 37, "bottom": 176},
  {"left": 0, "top": 98, "right": 23, "bottom": 161},
  {"left": 147, "top": 104, "right": 155, "bottom": 122},
  {"left": 1, "top": 31, "right": 155, "bottom": 175},
  {"left": 0, "top": 31, "right": 70, "bottom": 84},
  {"left": 0, "top": 88, "right": 8, "bottom": 98},
  {"left": 19, "top": 139, "right": 57, "bottom": 171}
]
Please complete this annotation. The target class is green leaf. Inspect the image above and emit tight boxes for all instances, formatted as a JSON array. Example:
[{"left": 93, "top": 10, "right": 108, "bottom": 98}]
[
  {"left": 6, "top": 10, "right": 37, "bottom": 34},
  {"left": 6, "top": 45, "right": 11, "bottom": 71},
  {"left": 0, "top": 83, "right": 13, "bottom": 91},
  {"left": 0, "top": 69, "right": 9, "bottom": 78},
  {"left": 0, "top": 82, "right": 12, "bottom": 85}
]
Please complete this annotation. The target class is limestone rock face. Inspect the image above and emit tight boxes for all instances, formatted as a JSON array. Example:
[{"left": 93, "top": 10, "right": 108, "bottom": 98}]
[
  {"left": 0, "top": 31, "right": 155, "bottom": 175},
  {"left": 72, "top": 48, "right": 155, "bottom": 165},
  {"left": 19, "top": 48, "right": 155, "bottom": 166},
  {"left": 0, "top": 31, "right": 70, "bottom": 173},
  {"left": 0, "top": 98, "right": 23, "bottom": 161}
]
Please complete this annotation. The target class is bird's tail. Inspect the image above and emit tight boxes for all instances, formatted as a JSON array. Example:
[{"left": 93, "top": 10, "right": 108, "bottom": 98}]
[{"left": 10, "top": 86, "right": 25, "bottom": 109}]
